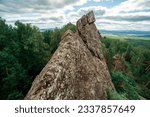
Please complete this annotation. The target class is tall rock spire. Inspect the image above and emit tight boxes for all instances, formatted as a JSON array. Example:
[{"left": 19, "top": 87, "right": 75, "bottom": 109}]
[{"left": 25, "top": 11, "right": 114, "bottom": 100}]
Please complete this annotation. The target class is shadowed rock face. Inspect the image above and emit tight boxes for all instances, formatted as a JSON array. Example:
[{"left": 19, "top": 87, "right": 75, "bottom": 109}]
[{"left": 25, "top": 11, "right": 114, "bottom": 100}]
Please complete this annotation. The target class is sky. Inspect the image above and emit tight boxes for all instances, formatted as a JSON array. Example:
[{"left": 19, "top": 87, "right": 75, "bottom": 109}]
[{"left": 0, "top": 0, "right": 150, "bottom": 31}]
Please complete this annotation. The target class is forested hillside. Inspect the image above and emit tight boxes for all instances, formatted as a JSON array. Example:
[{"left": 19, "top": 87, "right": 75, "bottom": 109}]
[
  {"left": 101, "top": 37, "right": 150, "bottom": 99},
  {"left": 0, "top": 17, "right": 149, "bottom": 99},
  {"left": 0, "top": 18, "right": 75, "bottom": 99}
]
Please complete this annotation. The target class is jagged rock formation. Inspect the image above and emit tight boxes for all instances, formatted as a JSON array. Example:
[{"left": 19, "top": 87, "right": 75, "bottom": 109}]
[
  {"left": 25, "top": 11, "right": 114, "bottom": 100},
  {"left": 112, "top": 54, "right": 128, "bottom": 71}
]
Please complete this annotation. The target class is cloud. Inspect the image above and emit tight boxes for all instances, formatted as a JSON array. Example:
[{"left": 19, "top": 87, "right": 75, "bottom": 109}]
[
  {"left": 104, "top": 12, "right": 150, "bottom": 22},
  {"left": 0, "top": 0, "right": 150, "bottom": 30},
  {"left": 91, "top": 0, "right": 113, "bottom": 2},
  {"left": 101, "top": 0, "right": 150, "bottom": 23},
  {"left": 67, "top": 6, "right": 107, "bottom": 23},
  {"left": 78, "top": 6, "right": 106, "bottom": 16},
  {"left": 0, "top": 0, "right": 88, "bottom": 28},
  {"left": 110, "top": 0, "right": 150, "bottom": 14},
  {"left": 106, "top": 15, "right": 150, "bottom": 22},
  {"left": 96, "top": 19, "right": 150, "bottom": 31},
  {"left": 0, "top": 0, "right": 87, "bottom": 15},
  {"left": 96, "top": 0, "right": 150, "bottom": 30}
]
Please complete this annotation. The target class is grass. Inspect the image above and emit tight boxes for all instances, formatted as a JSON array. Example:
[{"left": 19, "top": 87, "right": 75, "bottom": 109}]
[{"left": 102, "top": 34, "right": 150, "bottom": 48}]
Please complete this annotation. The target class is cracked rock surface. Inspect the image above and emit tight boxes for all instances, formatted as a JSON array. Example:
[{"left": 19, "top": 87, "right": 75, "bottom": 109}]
[{"left": 25, "top": 11, "right": 114, "bottom": 100}]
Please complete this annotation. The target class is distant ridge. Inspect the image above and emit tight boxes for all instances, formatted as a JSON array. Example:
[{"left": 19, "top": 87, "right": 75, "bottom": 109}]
[
  {"left": 40, "top": 28, "right": 54, "bottom": 32},
  {"left": 101, "top": 30, "right": 150, "bottom": 37},
  {"left": 40, "top": 28, "right": 150, "bottom": 37}
]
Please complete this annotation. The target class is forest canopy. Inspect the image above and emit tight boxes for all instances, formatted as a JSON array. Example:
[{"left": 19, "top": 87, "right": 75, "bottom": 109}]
[{"left": 0, "top": 18, "right": 76, "bottom": 99}]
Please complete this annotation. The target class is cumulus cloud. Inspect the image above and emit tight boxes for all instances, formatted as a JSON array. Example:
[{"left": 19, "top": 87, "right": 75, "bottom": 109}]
[
  {"left": 0, "top": 0, "right": 150, "bottom": 30},
  {"left": 96, "top": 17, "right": 150, "bottom": 31},
  {"left": 105, "top": 15, "right": 150, "bottom": 22},
  {"left": 78, "top": 6, "right": 106, "bottom": 16},
  {"left": 91, "top": 0, "right": 113, "bottom": 2},
  {"left": 67, "top": 6, "right": 107, "bottom": 23},
  {"left": 110, "top": 0, "right": 150, "bottom": 14},
  {"left": 97, "top": 0, "right": 150, "bottom": 30},
  {"left": 0, "top": 0, "right": 88, "bottom": 15},
  {"left": 0, "top": 0, "right": 89, "bottom": 28},
  {"left": 104, "top": 12, "right": 150, "bottom": 22}
]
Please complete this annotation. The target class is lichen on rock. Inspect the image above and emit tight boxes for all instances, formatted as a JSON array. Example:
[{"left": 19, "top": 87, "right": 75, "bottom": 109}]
[{"left": 25, "top": 11, "right": 115, "bottom": 100}]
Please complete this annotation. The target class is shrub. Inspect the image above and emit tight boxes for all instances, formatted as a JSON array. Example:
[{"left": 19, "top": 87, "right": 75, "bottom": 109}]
[{"left": 111, "top": 71, "right": 140, "bottom": 100}]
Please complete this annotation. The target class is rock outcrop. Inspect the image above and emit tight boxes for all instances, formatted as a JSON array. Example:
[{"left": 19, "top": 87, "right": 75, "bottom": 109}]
[
  {"left": 25, "top": 11, "right": 114, "bottom": 100},
  {"left": 112, "top": 54, "right": 128, "bottom": 71}
]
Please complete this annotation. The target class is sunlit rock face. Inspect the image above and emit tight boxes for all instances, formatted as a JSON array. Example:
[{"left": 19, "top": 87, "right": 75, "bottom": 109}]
[{"left": 25, "top": 11, "right": 114, "bottom": 100}]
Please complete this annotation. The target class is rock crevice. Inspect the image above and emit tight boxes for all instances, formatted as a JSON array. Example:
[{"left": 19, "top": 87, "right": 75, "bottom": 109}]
[{"left": 77, "top": 11, "right": 103, "bottom": 59}]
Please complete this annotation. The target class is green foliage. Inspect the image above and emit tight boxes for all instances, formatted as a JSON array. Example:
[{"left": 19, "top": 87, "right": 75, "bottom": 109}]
[
  {"left": 137, "top": 85, "right": 150, "bottom": 99},
  {"left": 0, "top": 18, "right": 76, "bottom": 99},
  {"left": 101, "top": 38, "right": 131, "bottom": 70},
  {"left": 42, "top": 23, "right": 76, "bottom": 54},
  {"left": 107, "top": 88, "right": 127, "bottom": 100},
  {"left": 0, "top": 16, "right": 149, "bottom": 100},
  {"left": 0, "top": 19, "right": 49, "bottom": 99},
  {"left": 15, "top": 21, "right": 49, "bottom": 76},
  {"left": 111, "top": 71, "right": 140, "bottom": 100},
  {"left": 61, "top": 22, "right": 76, "bottom": 33},
  {"left": 102, "top": 36, "right": 150, "bottom": 99},
  {"left": 7, "top": 90, "right": 24, "bottom": 100}
]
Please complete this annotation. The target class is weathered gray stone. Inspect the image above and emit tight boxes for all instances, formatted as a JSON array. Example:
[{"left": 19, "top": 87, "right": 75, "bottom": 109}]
[
  {"left": 25, "top": 11, "right": 114, "bottom": 100},
  {"left": 61, "top": 29, "right": 73, "bottom": 40},
  {"left": 77, "top": 19, "right": 83, "bottom": 33},
  {"left": 87, "top": 11, "right": 96, "bottom": 24},
  {"left": 81, "top": 15, "right": 88, "bottom": 26}
]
